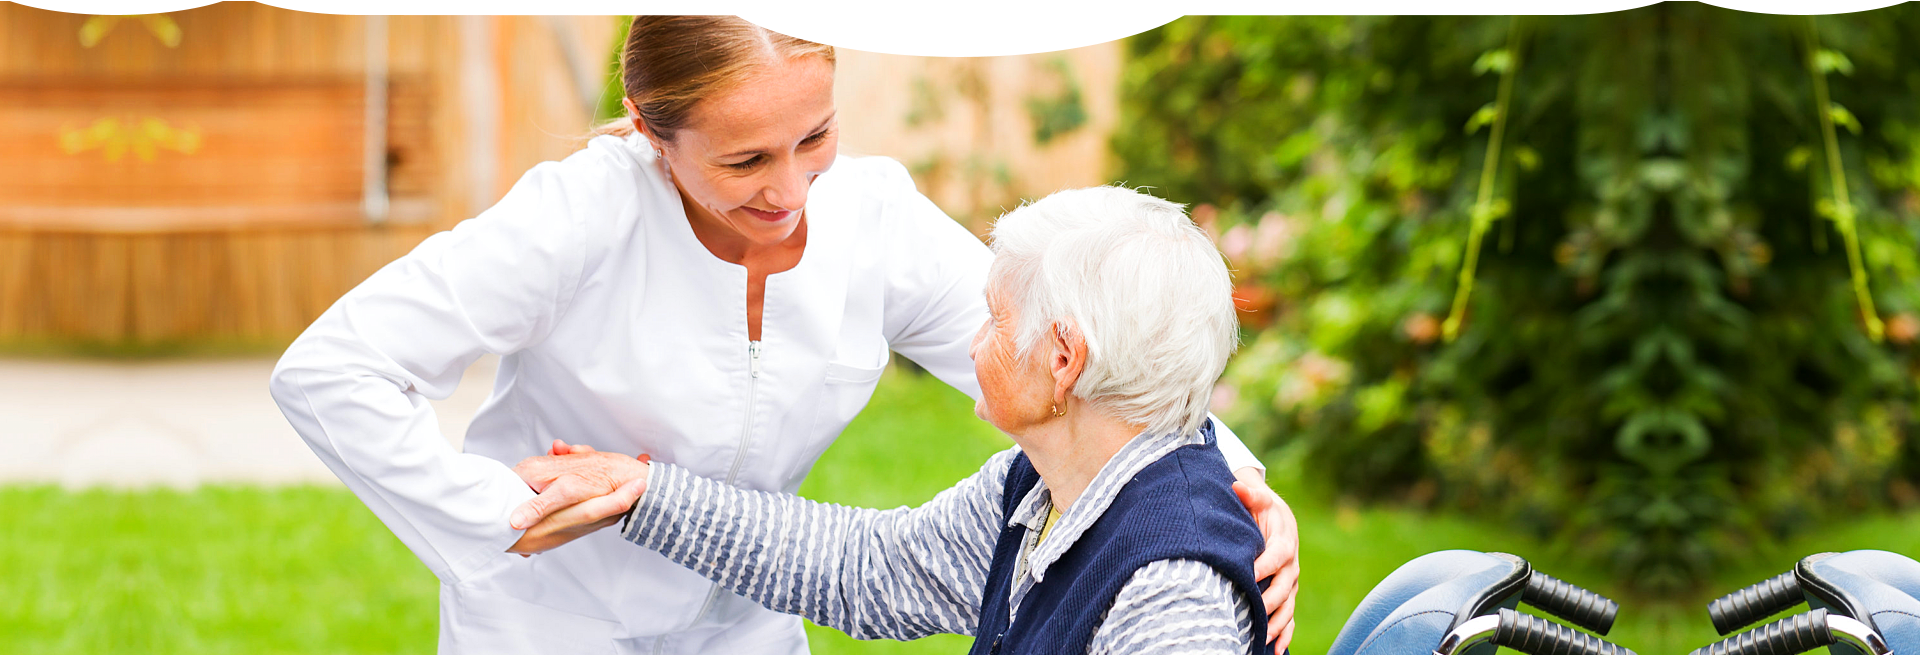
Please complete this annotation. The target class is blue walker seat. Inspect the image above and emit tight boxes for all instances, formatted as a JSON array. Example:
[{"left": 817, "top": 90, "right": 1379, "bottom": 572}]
[
  {"left": 1698, "top": 550, "right": 1920, "bottom": 655},
  {"left": 1331, "top": 550, "right": 1630, "bottom": 655},
  {"left": 1331, "top": 551, "right": 1528, "bottom": 655},
  {"left": 1799, "top": 551, "right": 1920, "bottom": 655}
]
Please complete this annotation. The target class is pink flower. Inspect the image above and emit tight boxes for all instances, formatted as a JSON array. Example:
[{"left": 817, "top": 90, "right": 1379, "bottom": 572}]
[
  {"left": 1193, "top": 203, "right": 1221, "bottom": 242},
  {"left": 1403, "top": 313, "right": 1441, "bottom": 344},
  {"left": 1888, "top": 313, "right": 1919, "bottom": 345},
  {"left": 1211, "top": 383, "right": 1240, "bottom": 413},
  {"left": 1221, "top": 224, "right": 1253, "bottom": 263},
  {"left": 1249, "top": 212, "right": 1293, "bottom": 269}
]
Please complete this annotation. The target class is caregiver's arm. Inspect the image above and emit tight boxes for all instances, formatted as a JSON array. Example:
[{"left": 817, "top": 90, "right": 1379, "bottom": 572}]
[
  {"left": 268, "top": 152, "right": 618, "bottom": 583},
  {"left": 619, "top": 449, "right": 1021, "bottom": 641}
]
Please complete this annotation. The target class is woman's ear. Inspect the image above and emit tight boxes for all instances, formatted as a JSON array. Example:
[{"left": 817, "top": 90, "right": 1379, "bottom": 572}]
[
  {"left": 621, "top": 98, "right": 661, "bottom": 153},
  {"left": 1050, "top": 322, "right": 1087, "bottom": 408}
]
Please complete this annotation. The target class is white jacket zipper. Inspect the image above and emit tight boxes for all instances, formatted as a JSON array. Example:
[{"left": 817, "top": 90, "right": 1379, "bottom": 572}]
[
  {"left": 727, "top": 341, "right": 762, "bottom": 485},
  {"left": 682, "top": 340, "right": 762, "bottom": 636}
]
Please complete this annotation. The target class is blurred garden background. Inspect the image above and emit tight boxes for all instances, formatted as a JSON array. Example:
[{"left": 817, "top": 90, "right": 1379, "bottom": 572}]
[{"left": 3, "top": 4, "right": 1920, "bottom": 655}]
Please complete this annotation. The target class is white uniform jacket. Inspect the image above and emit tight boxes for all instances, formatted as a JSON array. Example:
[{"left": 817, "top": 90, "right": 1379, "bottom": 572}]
[{"left": 269, "top": 134, "right": 1264, "bottom": 654}]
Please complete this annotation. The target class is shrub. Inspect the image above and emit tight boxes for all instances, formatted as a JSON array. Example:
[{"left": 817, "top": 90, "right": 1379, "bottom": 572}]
[{"left": 1115, "top": 7, "right": 1920, "bottom": 592}]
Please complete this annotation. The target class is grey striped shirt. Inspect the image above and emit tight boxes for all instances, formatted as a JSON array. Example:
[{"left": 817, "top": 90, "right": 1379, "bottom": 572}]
[{"left": 621, "top": 425, "right": 1253, "bottom": 654}]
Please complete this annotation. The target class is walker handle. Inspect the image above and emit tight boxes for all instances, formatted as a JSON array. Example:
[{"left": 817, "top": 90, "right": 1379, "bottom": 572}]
[
  {"left": 1689, "top": 609, "right": 1833, "bottom": 655},
  {"left": 1707, "top": 571, "right": 1803, "bottom": 635},
  {"left": 1523, "top": 570, "right": 1620, "bottom": 635},
  {"left": 1494, "top": 608, "right": 1638, "bottom": 655}
]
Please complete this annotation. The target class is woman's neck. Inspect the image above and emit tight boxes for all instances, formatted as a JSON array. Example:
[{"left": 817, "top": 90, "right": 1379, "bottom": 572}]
[
  {"left": 1018, "top": 404, "right": 1147, "bottom": 513},
  {"left": 673, "top": 181, "right": 805, "bottom": 341},
  {"left": 677, "top": 186, "right": 805, "bottom": 267}
]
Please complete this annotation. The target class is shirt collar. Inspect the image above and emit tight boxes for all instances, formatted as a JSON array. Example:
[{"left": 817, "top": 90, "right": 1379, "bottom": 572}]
[{"left": 1007, "top": 419, "right": 1216, "bottom": 582}]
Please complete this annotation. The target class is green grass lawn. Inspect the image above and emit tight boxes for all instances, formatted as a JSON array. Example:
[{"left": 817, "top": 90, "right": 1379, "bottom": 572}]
[{"left": 2, "top": 367, "right": 1914, "bottom": 654}]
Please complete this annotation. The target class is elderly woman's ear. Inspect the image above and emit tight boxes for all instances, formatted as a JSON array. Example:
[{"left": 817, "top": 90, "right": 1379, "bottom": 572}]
[{"left": 1048, "top": 322, "right": 1088, "bottom": 412}]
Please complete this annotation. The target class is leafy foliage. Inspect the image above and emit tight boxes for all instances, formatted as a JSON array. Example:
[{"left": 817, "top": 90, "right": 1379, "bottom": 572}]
[
  {"left": 595, "top": 16, "right": 633, "bottom": 124},
  {"left": 1025, "top": 56, "right": 1090, "bottom": 145},
  {"left": 1115, "top": 8, "right": 1920, "bottom": 592}
]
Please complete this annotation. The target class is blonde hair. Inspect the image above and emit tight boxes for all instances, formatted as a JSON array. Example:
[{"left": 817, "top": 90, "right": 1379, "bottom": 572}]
[{"left": 593, "top": 16, "right": 836, "bottom": 141}]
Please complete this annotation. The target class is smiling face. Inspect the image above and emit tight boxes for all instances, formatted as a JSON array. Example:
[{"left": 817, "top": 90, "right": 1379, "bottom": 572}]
[{"left": 640, "top": 55, "right": 839, "bottom": 251}]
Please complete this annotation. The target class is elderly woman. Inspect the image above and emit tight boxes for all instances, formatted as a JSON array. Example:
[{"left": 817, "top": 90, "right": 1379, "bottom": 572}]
[{"left": 512, "top": 186, "right": 1270, "bottom": 654}]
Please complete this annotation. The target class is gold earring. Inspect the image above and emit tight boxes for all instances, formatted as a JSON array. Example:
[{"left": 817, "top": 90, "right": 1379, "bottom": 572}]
[{"left": 1050, "top": 404, "right": 1066, "bottom": 417}]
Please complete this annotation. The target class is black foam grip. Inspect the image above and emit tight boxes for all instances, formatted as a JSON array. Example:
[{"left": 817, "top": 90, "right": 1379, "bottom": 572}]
[
  {"left": 1494, "top": 608, "right": 1638, "bottom": 655},
  {"left": 1708, "top": 571, "right": 1804, "bottom": 635},
  {"left": 1523, "top": 570, "right": 1621, "bottom": 635},
  {"left": 1689, "top": 609, "right": 1834, "bottom": 655}
]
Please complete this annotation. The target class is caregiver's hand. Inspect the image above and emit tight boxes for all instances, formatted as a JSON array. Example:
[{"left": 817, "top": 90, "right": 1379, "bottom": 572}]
[
  {"left": 1235, "top": 467, "right": 1299, "bottom": 655},
  {"left": 505, "top": 440, "right": 652, "bottom": 555}
]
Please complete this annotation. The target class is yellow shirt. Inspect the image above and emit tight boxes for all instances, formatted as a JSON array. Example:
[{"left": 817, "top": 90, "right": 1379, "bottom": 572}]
[{"left": 1036, "top": 505, "right": 1062, "bottom": 545}]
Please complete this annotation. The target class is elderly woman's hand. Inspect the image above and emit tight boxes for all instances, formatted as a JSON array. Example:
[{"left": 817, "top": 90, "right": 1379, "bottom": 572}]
[
  {"left": 505, "top": 440, "right": 653, "bottom": 555},
  {"left": 1234, "top": 469, "right": 1299, "bottom": 655},
  {"left": 507, "top": 476, "right": 646, "bottom": 554}
]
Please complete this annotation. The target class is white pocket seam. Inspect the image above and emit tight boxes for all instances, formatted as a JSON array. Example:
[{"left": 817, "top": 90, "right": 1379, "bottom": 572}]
[{"left": 823, "top": 361, "right": 885, "bottom": 385}]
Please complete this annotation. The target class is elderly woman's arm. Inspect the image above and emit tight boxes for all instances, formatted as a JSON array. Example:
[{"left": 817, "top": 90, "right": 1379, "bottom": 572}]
[
  {"left": 1093, "top": 560, "right": 1254, "bottom": 655},
  {"left": 618, "top": 449, "right": 1020, "bottom": 640},
  {"left": 605, "top": 452, "right": 1260, "bottom": 652}
]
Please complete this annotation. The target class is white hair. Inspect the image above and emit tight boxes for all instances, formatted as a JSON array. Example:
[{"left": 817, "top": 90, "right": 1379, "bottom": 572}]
[{"left": 987, "top": 186, "right": 1240, "bottom": 437}]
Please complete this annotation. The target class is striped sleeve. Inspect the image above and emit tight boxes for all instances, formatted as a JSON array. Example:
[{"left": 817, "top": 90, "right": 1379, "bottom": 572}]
[
  {"left": 622, "top": 449, "right": 1020, "bottom": 641},
  {"left": 1089, "top": 559, "right": 1255, "bottom": 655}
]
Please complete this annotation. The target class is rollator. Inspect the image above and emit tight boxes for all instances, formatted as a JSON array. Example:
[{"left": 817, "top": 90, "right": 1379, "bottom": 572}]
[
  {"left": 1690, "top": 550, "right": 1919, "bottom": 655},
  {"left": 1329, "top": 550, "right": 1636, "bottom": 655}
]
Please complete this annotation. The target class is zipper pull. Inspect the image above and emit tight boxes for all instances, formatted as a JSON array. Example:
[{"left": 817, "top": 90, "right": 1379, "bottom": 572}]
[{"left": 749, "top": 341, "right": 762, "bottom": 378}]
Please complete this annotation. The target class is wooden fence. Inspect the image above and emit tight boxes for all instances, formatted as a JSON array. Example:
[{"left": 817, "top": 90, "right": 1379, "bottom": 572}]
[
  {"left": 0, "top": 5, "right": 1120, "bottom": 348},
  {"left": 0, "top": 5, "right": 613, "bottom": 346},
  {"left": 0, "top": 226, "right": 437, "bottom": 343}
]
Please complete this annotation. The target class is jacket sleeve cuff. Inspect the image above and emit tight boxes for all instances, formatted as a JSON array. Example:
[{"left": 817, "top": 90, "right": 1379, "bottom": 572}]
[
  {"left": 620, "top": 462, "right": 689, "bottom": 548},
  {"left": 446, "top": 463, "right": 540, "bottom": 581}
]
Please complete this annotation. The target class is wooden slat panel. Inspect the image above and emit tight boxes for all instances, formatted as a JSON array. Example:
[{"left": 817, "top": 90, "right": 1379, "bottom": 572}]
[
  {"left": 388, "top": 75, "right": 437, "bottom": 198},
  {"left": 0, "top": 79, "right": 366, "bottom": 210},
  {"left": 0, "top": 8, "right": 617, "bottom": 346},
  {"left": 128, "top": 235, "right": 168, "bottom": 340},
  {"left": 0, "top": 3, "right": 363, "bottom": 79},
  {"left": 0, "top": 234, "right": 32, "bottom": 335},
  {"left": 255, "top": 232, "right": 298, "bottom": 336},
  {"left": 0, "top": 226, "right": 442, "bottom": 344},
  {"left": 0, "top": 205, "right": 368, "bottom": 233},
  {"left": 224, "top": 231, "right": 268, "bottom": 339}
]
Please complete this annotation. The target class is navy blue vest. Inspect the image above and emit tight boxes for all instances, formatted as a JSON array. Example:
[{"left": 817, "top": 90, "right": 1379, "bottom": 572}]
[{"left": 967, "top": 433, "right": 1269, "bottom": 655}]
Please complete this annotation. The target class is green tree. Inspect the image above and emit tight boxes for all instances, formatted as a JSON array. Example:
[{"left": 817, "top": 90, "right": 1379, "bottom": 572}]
[
  {"left": 1115, "top": 7, "right": 1920, "bottom": 592},
  {"left": 596, "top": 16, "right": 632, "bottom": 124}
]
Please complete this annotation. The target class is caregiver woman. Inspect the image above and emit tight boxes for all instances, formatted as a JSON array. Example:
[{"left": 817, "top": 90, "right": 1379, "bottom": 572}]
[{"left": 269, "top": 15, "right": 1296, "bottom": 655}]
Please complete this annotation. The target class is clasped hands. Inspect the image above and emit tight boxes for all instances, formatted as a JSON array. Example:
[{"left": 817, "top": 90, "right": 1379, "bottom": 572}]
[
  {"left": 502, "top": 441, "right": 1300, "bottom": 654},
  {"left": 506, "top": 439, "right": 653, "bottom": 555}
]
